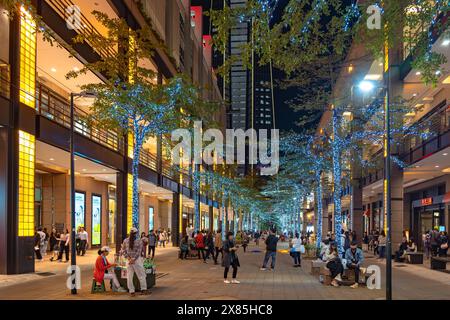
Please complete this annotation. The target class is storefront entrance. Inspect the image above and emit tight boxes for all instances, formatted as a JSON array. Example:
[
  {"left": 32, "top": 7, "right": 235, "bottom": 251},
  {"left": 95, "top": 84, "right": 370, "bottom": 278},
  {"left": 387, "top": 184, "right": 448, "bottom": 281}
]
[{"left": 412, "top": 204, "right": 445, "bottom": 250}]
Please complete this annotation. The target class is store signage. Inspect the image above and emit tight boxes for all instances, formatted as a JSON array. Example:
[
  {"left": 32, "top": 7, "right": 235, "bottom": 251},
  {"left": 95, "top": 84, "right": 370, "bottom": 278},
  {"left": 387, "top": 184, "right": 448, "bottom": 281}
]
[
  {"left": 75, "top": 192, "right": 85, "bottom": 229},
  {"left": 421, "top": 197, "right": 433, "bottom": 206},
  {"left": 149, "top": 207, "right": 154, "bottom": 232},
  {"left": 92, "top": 195, "right": 101, "bottom": 245}
]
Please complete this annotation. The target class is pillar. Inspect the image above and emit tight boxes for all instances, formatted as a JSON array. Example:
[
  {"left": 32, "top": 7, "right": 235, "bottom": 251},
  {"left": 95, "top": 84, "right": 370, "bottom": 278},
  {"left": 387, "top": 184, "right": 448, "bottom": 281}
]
[
  {"left": 390, "top": 163, "right": 404, "bottom": 249},
  {"left": 171, "top": 192, "right": 180, "bottom": 246}
]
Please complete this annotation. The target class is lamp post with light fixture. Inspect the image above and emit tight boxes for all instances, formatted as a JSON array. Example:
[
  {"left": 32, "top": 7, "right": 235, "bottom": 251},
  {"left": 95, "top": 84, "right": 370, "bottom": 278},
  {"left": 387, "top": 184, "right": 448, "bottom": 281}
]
[{"left": 69, "top": 91, "right": 96, "bottom": 295}]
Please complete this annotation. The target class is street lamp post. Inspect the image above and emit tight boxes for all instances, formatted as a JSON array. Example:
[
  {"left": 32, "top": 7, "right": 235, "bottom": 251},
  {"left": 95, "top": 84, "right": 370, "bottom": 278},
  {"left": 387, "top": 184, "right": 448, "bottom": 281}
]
[{"left": 69, "top": 91, "right": 95, "bottom": 295}]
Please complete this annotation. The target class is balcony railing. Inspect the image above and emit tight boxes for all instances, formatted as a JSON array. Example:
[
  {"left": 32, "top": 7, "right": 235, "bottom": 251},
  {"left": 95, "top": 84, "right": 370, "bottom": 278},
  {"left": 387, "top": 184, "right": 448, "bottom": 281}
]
[
  {"left": 36, "top": 82, "right": 124, "bottom": 153},
  {"left": 139, "top": 148, "right": 157, "bottom": 171},
  {"left": 45, "top": 0, "right": 115, "bottom": 58},
  {"left": 0, "top": 59, "right": 10, "bottom": 99}
]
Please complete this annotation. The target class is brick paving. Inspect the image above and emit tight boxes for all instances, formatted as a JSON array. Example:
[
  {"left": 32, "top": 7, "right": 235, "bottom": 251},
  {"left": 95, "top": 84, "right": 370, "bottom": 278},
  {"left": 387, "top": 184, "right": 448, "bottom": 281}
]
[{"left": 0, "top": 243, "right": 449, "bottom": 300}]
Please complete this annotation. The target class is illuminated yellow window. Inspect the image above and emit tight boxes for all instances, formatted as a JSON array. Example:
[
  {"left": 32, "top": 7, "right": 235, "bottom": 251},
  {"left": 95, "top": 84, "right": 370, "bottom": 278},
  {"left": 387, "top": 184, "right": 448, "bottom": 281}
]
[
  {"left": 18, "top": 130, "right": 35, "bottom": 237},
  {"left": 19, "top": 7, "right": 36, "bottom": 108},
  {"left": 128, "top": 132, "right": 134, "bottom": 159},
  {"left": 127, "top": 173, "right": 133, "bottom": 232}
]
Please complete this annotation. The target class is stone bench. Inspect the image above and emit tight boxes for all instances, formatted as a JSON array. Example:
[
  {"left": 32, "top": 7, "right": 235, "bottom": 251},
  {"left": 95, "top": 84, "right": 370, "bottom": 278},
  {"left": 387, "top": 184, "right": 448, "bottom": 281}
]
[
  {"left": 311, "top": 260, "right": 327, "bottom": 277},
  {"left": 431, "top": 256, "right": 450, "bottom": 270},
  {"left": 405, "top": 252, "right": 423, "bottom": 264}
]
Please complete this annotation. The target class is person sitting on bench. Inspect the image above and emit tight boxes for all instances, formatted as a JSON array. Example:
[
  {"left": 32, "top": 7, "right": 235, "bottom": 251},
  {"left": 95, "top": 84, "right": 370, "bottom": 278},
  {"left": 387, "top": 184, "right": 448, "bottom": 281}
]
[
  {"left": 93, "top": 246, "right": 127, "bottom": 292},
  {"left": 324, "top": 243, "right": 343, "bottom": 287},
  {"left": 395, "top": 237, "right": 408, "bottom": 261},
  {"left": 344, "top": 241, "right": 364, "bottom": 289}
]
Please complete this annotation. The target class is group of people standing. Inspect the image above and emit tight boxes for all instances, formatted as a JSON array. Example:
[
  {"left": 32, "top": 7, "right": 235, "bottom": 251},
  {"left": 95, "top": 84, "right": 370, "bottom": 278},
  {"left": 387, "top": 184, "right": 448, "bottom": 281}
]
[
  {"left": 140, "top": 229, "right": 170, "bottom": 259},
  {"left": 423, "top": 228, "right": 449, "bottom": 258}
]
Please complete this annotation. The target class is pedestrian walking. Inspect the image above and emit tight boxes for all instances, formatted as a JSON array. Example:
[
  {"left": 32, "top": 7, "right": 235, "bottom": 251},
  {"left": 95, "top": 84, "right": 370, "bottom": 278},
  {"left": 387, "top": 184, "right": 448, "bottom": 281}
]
[
  {"left": 222, "top": 232, "right": 240, "bottom": 284},
  {"left": 148, "top": 230, "right": 157, "bottom": 259},
  {"left": 121, "top": 227, "right": 151, "bottom": 297},
  {"left": 214, "top": 229, "right": 223, "bottom": 265},
  {"left": 141, "top": 232, "right": 148, "bottom": 258},
  {"left": 195, "top": 230, "right": 207, "bottom": 263},
  {"left": 77, "top": 227, "right": 88, "bottom": 256},
  {"left": 260, "top": 228, "right": 279, "bottom": 271},
  {"left": 205, "top": 232, "right": 215, "bottom": 260},
  {"left": 34, "top": 229, "right": 43, "bottom": 261},
  {"left": 57, "top": 229, "right": 70, "bottom": 262},
  {"left": 290, "top": 233, "right": 303, "bottom": 267}
]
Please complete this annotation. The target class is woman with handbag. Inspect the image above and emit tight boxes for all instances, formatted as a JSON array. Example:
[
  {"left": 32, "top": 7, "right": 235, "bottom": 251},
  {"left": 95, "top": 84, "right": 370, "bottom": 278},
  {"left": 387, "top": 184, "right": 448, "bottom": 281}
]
[
  {"left": 222, "top": 232, "right": 240, "bottom": 284},
  {"left": 290, "top": 233, "right": 303, "bottom": 267}
]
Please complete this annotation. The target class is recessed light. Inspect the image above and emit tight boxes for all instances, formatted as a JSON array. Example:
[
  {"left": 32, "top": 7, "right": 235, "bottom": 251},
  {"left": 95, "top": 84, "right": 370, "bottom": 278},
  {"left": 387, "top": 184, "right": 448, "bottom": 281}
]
[
  {"left": 412, "top": 93, "right": 417, "bottom": 97},
  {"left": 49, "top": 158, "right": 54, "bottom": 161},
  {"left": 435, "top": 70, "right": 441, "bottom": 75},
  {"left": 51, "top": 67, "right": 57, "bottom": 73},
  {"left": 443, "top": 39, "right": 450, "bottom": 46},
  {"left": 435, "top": 165, "right": 440, "bottom": 168},
  {"left": 102, "top": 169, "right": 106, "bottom": 172},
  {"left": 415, "top": 71, "right": 421, "bottom": 76},
  {"left": 73, "top": 67, "right": 80, "bottom": 72},
  {"left": 415, "top": 165, "right": 421, "bottom": 168},
  {"left": 443, "top": 153, "right": 448, "bottom": 156},
  {"left": 82, "top": 168, "right": 87, "bottom": 172}
]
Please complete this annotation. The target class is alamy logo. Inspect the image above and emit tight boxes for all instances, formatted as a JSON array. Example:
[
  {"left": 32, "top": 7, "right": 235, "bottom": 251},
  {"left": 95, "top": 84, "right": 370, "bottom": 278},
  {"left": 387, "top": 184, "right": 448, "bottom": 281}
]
[
  {"left": 66, "top": 265, "right": 81, "bottom": 290},
  {"left": 366, "top": 265, "right": 381, "bottom": 290},
  {"left": 66, "top": 5, "right": 82, "bottom": 30},
  {"left": 366, "top": 4, "right": 382, "bottom": 30},
  {"left": 171, "top": 121, "right": 279, "bottom": 175}
]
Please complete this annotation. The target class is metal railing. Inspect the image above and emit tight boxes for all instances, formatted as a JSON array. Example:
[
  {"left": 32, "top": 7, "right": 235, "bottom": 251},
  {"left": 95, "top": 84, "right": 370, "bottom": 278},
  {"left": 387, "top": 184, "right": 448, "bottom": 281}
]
[
  {"left": 45, "top": 0, "right": 115, "bottom": 59},
  {"left": 36, "top": 82, "right": 124, "bottom": 153},
  {"left": 139, "top": 148, "right": 158, "bottom": 171},
  {"left": 0, "top": 59, "right": 10, "bottom": 99}
]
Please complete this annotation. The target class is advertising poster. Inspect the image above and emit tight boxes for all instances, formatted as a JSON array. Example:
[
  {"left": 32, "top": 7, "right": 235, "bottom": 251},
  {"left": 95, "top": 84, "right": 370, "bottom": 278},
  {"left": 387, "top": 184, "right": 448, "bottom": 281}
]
[
  {"left": 75, "top": 192, "right": 85, "bottom": 230},
  {"left": 148, "top": 207, "right": 154, "bottom": 232},
  {"left": 92, "top": 195, "right": 101, "bottom": 245}
]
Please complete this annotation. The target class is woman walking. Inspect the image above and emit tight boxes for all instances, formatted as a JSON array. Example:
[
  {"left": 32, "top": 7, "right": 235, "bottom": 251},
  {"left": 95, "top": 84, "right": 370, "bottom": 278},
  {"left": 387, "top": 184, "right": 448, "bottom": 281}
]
[
  {"left": 290, "top": 233, "right": 303, "bottom": 267},
  {"left": 57, "top": 229, "right": 70, "bottom": 262},
  {"left": 222, "top": 232, "right": 240, "bottom": 284}
]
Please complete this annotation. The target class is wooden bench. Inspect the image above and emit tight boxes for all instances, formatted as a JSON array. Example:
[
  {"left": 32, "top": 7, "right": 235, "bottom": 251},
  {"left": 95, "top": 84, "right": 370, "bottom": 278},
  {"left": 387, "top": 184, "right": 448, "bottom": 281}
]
[
  {"left": 405, "top": 252, "right": 423, "bottom": 264},
  {"left": 431, "top": 256, "right": 450, "bottom": 270}
]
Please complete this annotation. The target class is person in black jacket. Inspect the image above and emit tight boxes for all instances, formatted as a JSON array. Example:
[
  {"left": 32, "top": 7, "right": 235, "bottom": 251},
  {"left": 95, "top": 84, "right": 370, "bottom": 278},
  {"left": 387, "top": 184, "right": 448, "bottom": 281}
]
[
  {"left": 222, "top": 232, "right": 240, "bottom": 284},
  {"left": 260, "top": 229, "right": 279, "bottom": 271}
]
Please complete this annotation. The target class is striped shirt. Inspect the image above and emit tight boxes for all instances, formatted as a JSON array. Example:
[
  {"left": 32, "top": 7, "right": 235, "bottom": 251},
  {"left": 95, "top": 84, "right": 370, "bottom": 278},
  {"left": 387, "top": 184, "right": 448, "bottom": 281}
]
[{"left": 122, "top": 237, "right": 143, "bottom": 260}]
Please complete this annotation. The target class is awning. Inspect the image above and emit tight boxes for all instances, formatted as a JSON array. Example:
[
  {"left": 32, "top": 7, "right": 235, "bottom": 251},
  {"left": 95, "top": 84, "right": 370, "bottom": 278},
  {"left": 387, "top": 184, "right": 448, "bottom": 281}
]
[{"left": 444, "top": 192, "right": 450, "bottom": 203}]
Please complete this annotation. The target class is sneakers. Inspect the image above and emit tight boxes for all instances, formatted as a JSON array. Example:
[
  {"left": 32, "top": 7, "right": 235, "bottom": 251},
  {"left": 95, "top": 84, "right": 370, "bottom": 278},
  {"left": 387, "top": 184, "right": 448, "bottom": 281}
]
[
  {"left": 334, "top": 274, "right": 343, "bottom": 282},
  {"left": 231, "top": 279, "right": 240, "bottom": 284},
  {"left": 350, "top": 283, "right": 359, "bottom": 289},
  {"left": 260, "top": 267, "right": 267, "bottom": 271},
  {"left": 224, "top": 280, "right": 231, "bottom": 284}
]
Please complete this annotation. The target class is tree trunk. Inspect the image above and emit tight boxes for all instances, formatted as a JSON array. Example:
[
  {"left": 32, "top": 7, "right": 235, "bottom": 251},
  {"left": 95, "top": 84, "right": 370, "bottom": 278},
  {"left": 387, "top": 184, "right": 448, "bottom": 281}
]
[
  {"left": 315, "top": 173, "right": 323, "bottom": 250},
  {"left": 332, "top": 108, "right": 343, "bottom": 255},
  {"left": 132, "top": 143, "right": 141, "bottom": 230}
]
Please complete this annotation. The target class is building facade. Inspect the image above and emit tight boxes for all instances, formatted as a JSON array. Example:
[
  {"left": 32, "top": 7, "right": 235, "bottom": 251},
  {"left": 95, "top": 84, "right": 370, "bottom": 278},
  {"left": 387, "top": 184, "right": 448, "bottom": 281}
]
[{"left": 0, "top": 0, "right": 228, "bottom": 275}]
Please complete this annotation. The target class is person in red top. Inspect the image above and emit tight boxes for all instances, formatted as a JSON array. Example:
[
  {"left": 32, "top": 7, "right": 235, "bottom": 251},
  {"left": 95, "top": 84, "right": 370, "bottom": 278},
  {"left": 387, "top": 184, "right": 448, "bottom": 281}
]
[
  {"left": 93, "top": 246, "right": 127, "bottom": 292},
  {"left": 195, "top": 230, "right": 207, "bottom": 263}
]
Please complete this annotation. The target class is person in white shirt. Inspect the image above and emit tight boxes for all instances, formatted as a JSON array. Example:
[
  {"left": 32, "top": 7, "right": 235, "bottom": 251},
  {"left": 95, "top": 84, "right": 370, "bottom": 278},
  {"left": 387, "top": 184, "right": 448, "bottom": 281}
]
[
  {"left": 77, "top": 227, "right": 89, "bottom": 256},
  {"left": 290, "top": 233, "right": 303, "bottom": 267},
  {"left": 57, "top": 229, "right": 70, "bottom": 262}
]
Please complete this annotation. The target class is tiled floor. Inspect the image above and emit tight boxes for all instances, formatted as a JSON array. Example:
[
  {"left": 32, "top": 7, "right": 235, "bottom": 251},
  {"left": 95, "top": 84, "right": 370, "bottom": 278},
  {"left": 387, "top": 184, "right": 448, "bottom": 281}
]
[{"left": 0, "top": 243, "right": 448, "bottom": 300}]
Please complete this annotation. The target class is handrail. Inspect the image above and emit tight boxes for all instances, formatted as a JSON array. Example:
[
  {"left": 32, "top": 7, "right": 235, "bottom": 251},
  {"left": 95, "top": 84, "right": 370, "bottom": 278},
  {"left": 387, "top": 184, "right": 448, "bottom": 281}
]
[
  {"left": 45, "top": 0, "right": 116, "bottom": 59},
  {"left": 36, "top": 82, "right": 124, "bottom": 153}
]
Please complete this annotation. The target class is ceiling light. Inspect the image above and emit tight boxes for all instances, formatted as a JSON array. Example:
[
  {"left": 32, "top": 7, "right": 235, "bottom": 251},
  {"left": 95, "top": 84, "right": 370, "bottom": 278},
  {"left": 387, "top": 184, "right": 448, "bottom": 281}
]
[
  {"left": 435, "top": 70, "right": 441, "bottom": 75},
  {"left": 82, "top": 168, "right": 87, "bottom": 172},
  {"left": 51, "top": 67, "right": 57, "bottom": 73},
  {"left": 442, "top": 39, "right": 450, "bottom": 46},
  {"left": 442, "top": 167, "right": 450, "bottom": 173},
  {"left": 73, "top": 67, "right": 80, "bottom": 72},
  {"left": 443, "top": 153, "right": 448, "bottom": 156},
  {"left": 415, "top": 165, "right": 421, "bottom": 168},
  {"left": 412, "top": 93, "right": 417, "bottom": 97},
  {"left": 435, "top": 165, "right": 440, "bottom": 168},
  {"left": 358, "top": 81, "right": 375, "bottom": 92},
  {"left": 49, "top": 158, "right": 54, "bottom": 161},
  {"left": 415, "top": 71, "right": 421, "bottom": 76},
  {"left": 102, "top": 169, "right": 106, "bottom": 172}
]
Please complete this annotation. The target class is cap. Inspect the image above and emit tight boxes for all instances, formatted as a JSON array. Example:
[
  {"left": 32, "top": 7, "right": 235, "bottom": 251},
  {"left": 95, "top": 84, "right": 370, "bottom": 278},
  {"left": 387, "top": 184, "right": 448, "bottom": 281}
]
[
  {"left": 100, "top": 246, "right": 111, "bottom": 252},
  {"left": 130, "top": 227, "right": 138, "bottom": 233}
]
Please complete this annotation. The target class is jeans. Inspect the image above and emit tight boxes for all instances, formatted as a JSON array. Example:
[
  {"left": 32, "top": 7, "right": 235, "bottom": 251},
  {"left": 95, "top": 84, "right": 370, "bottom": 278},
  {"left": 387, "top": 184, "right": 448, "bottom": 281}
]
[
  {"left": 326, "top": 260, "right": 344, "bottom": 279},
  {"left": 78, "top": 240, "right": 87, "bottom": 256},
  {"left": 148, "top": 246, "right": 155, "bottom": 259},
  {"left": 346, "top": 263, "right": 360, "bottom": 283},
  {"left": 292, "top": 252, "right": 301, "bottom": 265},
  {"left": 126, "top": 257, "right": 147, "bottom": 294},
  {"left": 378, "top": 246, "right": 386, "bottom": 258},
  {"left": 224, "top": 265, "right": 238, "bottom": 279},
  {"left": 262, "top": 251, "right": 277, "bottom": 269},
  {"left": 58, "top": 243, "right": 69, "bottom": 261},
  {"left": 214, "top": 247, "right": 223, "bottom": 264}
]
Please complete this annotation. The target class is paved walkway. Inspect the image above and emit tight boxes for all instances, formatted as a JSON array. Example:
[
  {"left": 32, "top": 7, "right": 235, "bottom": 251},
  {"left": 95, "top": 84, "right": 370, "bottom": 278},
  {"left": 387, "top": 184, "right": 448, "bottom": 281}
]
[{"left": 0, "top": 243, "right": 448, "bottom": 300}]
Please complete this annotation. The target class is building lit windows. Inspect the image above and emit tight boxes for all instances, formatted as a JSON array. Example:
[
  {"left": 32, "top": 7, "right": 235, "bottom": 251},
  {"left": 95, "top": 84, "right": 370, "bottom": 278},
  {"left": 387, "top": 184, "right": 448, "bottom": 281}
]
[
  {"left": 19, "top": 7, "right": 36, "bottom": 108},
  {"left": 18, "top": 130, "right": 35, "bottom": 237}
]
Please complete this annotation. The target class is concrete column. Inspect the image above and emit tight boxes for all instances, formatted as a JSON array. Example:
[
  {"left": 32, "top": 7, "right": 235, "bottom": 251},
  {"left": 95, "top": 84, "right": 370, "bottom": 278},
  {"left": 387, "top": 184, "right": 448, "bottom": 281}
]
[
  {"left": 171, "top": 193, "right": 180, "bottom": 245},
  {"left": 351, "top": 184, "right": 364, "bottom": 242}
]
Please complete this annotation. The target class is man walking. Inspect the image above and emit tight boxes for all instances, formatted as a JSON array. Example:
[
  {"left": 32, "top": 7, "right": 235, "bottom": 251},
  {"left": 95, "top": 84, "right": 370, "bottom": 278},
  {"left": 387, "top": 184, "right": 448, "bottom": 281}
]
[
  {"left": 260, "top": 229, "right": 279, "bottom": 271},
  {"left": 148, "top": 229, "right": 157, "bottom": 259},
  {"left": 77, "top": 227, "right": 88, "bottom": 256}
]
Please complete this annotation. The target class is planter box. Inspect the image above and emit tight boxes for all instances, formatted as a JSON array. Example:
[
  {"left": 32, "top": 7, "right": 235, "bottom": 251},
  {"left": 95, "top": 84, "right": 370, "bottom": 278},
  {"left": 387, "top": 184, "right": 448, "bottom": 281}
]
[{"left": 114, "top": 268, "right": 155, "bottom": 291}]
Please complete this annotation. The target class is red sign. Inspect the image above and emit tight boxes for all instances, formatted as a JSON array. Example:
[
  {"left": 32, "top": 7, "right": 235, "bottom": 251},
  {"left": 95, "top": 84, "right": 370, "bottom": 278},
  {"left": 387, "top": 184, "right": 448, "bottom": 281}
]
[{"left": 421, "top": 197, "right": 433, "bottom": 206}]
